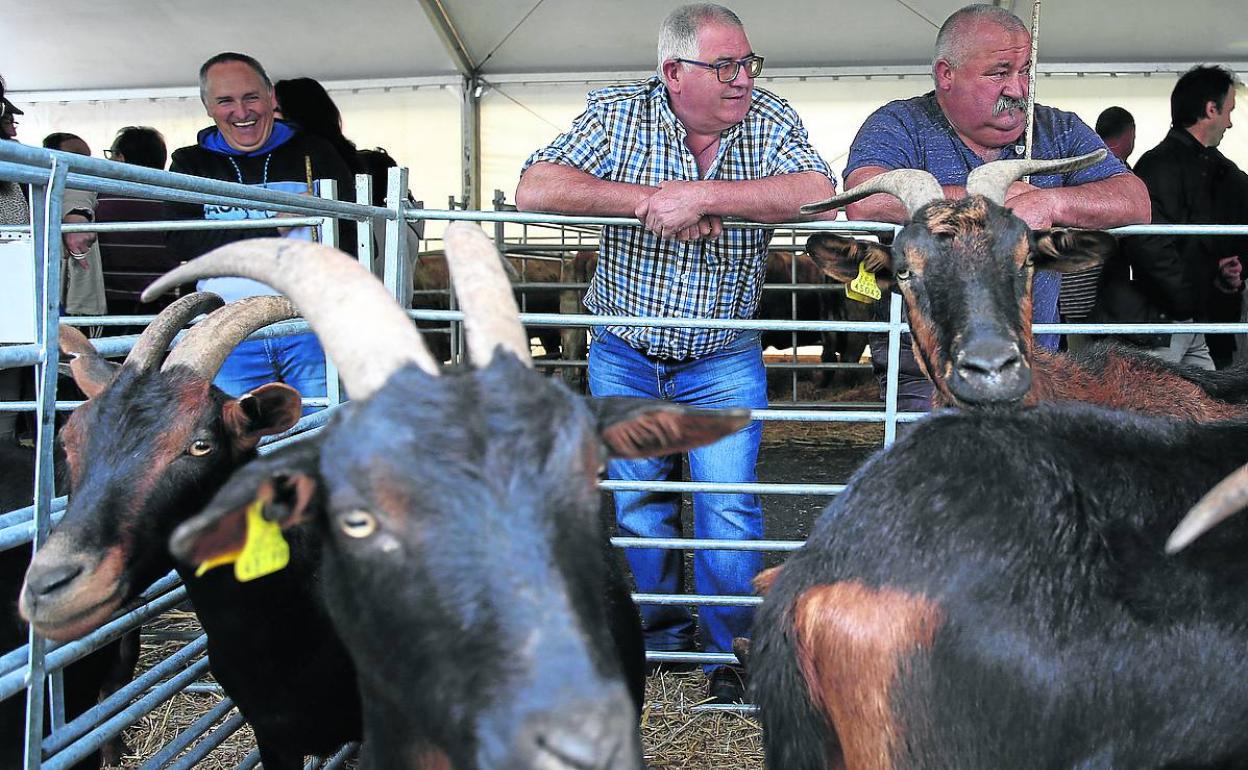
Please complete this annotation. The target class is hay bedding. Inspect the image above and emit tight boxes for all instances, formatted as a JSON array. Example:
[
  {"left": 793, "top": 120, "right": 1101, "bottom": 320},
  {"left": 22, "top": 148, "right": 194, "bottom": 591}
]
[{"left": 113, "top": 614, "right": 762, "bottom": 769}]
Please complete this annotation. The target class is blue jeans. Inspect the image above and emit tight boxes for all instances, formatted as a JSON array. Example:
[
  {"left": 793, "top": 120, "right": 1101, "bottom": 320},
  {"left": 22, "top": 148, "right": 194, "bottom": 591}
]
[
  {"left": 213, "top": 332, "right": 327, "bottom": 413},
  {"left": 588, "top": 330, "right": 766, "bottom": 670}
]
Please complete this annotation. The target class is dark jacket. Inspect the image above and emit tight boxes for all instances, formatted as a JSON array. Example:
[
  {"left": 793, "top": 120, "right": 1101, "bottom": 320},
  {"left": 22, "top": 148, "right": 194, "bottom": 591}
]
[
  {"left": 166, "top": 122, "right": 357, "bottom": 264},
  {"left": 1093, "top": 127, "right": 1247, "bottom": 350}
]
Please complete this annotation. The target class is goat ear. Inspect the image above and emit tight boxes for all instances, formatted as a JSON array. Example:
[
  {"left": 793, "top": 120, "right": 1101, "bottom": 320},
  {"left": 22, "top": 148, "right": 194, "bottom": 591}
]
[
  {"left": 1033, "top": 228, "right": 1117, "bottom": 273},
  {"left": 222, "top": 383, "right": 304, "bottom": 451},
  {"left": 59, "top": 326, "right": 118, "bottom": 398},
  {"left": 806, "top": 234, "right": 895, "bottom": 292},
  {"left": 168, "top": 438, "right": 323, "bottom": 568},
  {"left": 590, "top": 398, "right": 751, "bottom": 459}
]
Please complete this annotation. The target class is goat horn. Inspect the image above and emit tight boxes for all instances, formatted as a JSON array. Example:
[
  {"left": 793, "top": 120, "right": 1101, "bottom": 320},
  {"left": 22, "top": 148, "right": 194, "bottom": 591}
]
[
  {"left": 125, "top": 292, "right": 225, "bottom": 372},
  {"left": 801, "top": 169, "right": 944, "bottom": 218},
  {"left": 141, "top": 239, "right": 439, "bottom": 399},
  {"left": 442, "top": 222, "right": 532, "bottom": 368},
  {"left": 965, "top": 149, "right": 1108, "bottom": 205},
  {"left": 161, "top": 296, "right": 301, "bottom": 381},
  {"left": 1166, "top": 463, "right": 1248, "bottom": 553}
]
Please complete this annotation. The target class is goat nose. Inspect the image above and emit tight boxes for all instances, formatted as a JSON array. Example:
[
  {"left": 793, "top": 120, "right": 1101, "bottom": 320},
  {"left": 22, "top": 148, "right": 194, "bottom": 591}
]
[
  {"left": 950, "top": 338, "right": 1030, "bottom": 404},
  {"left": 25, "top": 562, "right": 85, "bottom": 597},
  {"left": 523, "top": 696, "right": 641, "bottom": 770},
  {"left": 956, "top": 342, "right": 1022, "bottom": 378}
]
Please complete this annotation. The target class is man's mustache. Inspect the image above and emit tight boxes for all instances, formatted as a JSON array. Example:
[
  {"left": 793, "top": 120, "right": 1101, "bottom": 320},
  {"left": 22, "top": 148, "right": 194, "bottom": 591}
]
[{"left": 993, "top": 96, "right": 1028, "bottom": 116}]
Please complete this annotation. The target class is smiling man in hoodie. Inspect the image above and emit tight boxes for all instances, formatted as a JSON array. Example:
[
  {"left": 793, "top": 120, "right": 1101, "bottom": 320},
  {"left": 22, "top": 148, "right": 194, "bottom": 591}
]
[{"left": 166, "top": 52, "right": 356, "bottom": 404}]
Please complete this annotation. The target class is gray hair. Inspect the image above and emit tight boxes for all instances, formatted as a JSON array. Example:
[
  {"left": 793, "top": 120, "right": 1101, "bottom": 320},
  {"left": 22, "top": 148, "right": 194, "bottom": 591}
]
[
  {"left": 657, "top": 3, "right": 744, "bottom": 74},
  {"left": 933, "top": 4, "right": 1028, "bottom": 80},
  {"left": 198, "top": 52, "right": 273, "bottom": 104}
]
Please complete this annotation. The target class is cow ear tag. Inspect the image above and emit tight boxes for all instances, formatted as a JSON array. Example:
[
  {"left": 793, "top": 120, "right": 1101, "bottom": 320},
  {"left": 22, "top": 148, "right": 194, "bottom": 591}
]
[
  {"left": 195, "top": 498, "right": 290, "bottom": 581},
  {"left": 846, "top": 261, "right": 881, "bottom": 303}
]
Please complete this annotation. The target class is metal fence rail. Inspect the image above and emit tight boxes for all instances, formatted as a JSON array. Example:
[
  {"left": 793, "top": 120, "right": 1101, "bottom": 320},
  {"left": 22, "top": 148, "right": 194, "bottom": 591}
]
[{"left": 5, "top": 138, "right": 1248, "bottom": 764}]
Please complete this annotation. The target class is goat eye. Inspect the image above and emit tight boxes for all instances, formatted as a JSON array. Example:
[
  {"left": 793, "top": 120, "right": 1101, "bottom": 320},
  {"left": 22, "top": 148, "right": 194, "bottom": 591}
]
[
  {"left": 187, "top": 440, "right": 213, "bottom": 457},
  {"left": 340, "top": 510, "right": 378, "bottom": 539},
  {"left": 895, "top": 268, "right": 912, "bottom": 281}
]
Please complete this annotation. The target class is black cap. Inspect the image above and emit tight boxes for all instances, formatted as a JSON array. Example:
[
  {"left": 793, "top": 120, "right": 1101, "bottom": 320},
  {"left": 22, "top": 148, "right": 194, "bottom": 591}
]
[{"left": 2, "top": 97, "right": 24, "bottom": 116}]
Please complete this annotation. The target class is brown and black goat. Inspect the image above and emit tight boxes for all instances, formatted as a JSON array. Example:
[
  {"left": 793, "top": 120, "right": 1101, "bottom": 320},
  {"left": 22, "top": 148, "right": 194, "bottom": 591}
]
[
  {"left": 800, "top": 151, "right": 1248, "bottom": 420},
  {"left": 753, "top": 400, "right": 1248, "bottom": 770},
  {"left": 17, "top": 293, "right": 362, "bottom": 770},
  {"left": 143, "top": 226, "right": 751, "bottom": 770}
]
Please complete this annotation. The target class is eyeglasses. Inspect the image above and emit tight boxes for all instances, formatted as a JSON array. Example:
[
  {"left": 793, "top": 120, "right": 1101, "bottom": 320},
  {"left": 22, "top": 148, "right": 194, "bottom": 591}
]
[
  {"left": 104, "top": 149, "right": 118, "bottom": 160},
  {"left": 673, "top": 55, "right": 764, "bottom": 83}
]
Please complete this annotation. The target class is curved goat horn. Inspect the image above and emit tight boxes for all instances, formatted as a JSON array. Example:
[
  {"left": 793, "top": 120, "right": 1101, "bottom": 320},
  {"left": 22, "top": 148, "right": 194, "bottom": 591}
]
[
  {"left": 125, "top": 292, "right": 225, "bottom": 372},
  {"left": 162, "top": 296, "right": 301, "bottom": 381},
  {"left": 965, "top": 149, "right": 1108, "bottom": 205},
  {"left": 141, "top": 239, "right": 439, "bottom": 400},
  {"left": 443, "top": 223, "right": 532, "bottom": 368},
  {"left": 1166, "top": 463, "right": 1248, "bottom": 553},
  {"left": 801, "top": 169, "right": 943, "bottom": 218}
]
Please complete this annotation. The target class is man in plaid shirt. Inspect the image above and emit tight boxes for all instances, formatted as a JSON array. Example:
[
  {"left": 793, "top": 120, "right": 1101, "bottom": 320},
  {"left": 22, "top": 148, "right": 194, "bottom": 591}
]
[{"left": 516, "top": 2, "right": 834, "bottom": 703}]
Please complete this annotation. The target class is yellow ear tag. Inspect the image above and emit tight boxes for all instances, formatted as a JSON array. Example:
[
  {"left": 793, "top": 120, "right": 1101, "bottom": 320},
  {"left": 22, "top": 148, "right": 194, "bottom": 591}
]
[
  {"left": 846, "top": 261, "right": 882, "bottom": 304},
  {"left": 194, "top": 499, "right": 290, "bottom": 581}
]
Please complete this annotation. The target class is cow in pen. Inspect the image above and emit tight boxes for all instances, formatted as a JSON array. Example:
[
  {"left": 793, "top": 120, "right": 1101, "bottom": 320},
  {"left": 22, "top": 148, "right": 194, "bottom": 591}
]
[
  {"left": 800, "top": 150, "right": 1248, "bottom": 420},
  {"left": 17, "top": 293, "right": 363, "bottom": 770},
  {"left": 751, "top": 401, "right": 1248, "bottom": 770},
  {"left": 143, "top": 224, "right": 751, "bottom": 770}
]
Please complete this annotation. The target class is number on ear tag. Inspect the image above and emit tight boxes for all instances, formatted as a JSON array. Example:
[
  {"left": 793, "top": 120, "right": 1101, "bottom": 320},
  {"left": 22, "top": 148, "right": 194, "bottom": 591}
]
[{"left": 846, "top": 261, "right": 882, "bottom": 303}]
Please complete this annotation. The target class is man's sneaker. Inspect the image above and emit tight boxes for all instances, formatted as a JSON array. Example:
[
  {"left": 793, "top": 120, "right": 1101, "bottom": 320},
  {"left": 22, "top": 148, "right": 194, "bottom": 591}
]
[{"left": 706, "top": 665, "right": 747, "bottom": 704}]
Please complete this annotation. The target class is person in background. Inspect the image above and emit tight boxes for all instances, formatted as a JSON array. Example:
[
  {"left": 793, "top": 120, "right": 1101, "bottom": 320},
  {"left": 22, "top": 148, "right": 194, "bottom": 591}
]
[
  {"left": 273, "top": 77, "right": 366, "bottom": 175},
  {"left": 842, "top": 3, "right": 1148, "bottom": 407},
  {"left": 1094, "top": 66, "right": 1246, "bottom": 369},
  {"left": 97, "top": 127, "right": 180, "bottom": 318},
  {"left": 0, "top": 94, "right": 20, "bottom": 140},
  {"left": 1, "top": 76, "right": 27, "bottom": 446},
  {"left": 104, "top": 125, "right": 167, "bottom": 169},
  {"left": 516, "top": 2, "right": 835, "bottom": 703},
  {"left": 1057, "top": 105, "right": 1140, "bottom": 349},
  {"left": 43, "top": 132, "right": 107, "bottom": 322},
  {"left": 166, "top": 52, "right": 356, "bottom": 407},
  {"left": 1096, "top": 106, "right": 1137, "bottom": 165}
]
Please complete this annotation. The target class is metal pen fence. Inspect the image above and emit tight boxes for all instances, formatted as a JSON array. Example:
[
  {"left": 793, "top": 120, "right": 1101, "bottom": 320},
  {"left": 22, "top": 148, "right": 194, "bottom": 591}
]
[{"left": 3, "top": 136, "right": 1248, "bottom": 765}]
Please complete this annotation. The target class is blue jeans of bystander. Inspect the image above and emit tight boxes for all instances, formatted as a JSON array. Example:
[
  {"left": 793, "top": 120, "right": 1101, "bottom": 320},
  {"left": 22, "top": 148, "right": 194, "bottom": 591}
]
[
  {"left": 213, "top": 331, "right": 327, "bottom": 413},
  {"left": 588, "top": 329, "right": 766, "bottom": 671}
]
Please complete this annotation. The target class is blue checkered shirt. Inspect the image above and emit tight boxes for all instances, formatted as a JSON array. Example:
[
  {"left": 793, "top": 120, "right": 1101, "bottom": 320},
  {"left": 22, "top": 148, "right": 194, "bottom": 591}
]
[{"left": 523, "top": 77, "right": 832, "bottom": 360}]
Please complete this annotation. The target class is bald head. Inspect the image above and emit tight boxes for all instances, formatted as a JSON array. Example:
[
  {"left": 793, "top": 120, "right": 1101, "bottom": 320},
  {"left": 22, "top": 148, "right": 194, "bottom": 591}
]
[{"left": 934, "top": 4, "right": 1029, "bottom": 76}]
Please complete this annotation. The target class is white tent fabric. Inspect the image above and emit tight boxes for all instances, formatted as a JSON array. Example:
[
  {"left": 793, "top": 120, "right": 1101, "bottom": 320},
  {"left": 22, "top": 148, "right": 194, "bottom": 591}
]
[
  {"left": 6, "top": 0, "right": 1248, "bottom": 210},
  {"left": 8, "top": 0, "right": 1248, "bottom": 91}
]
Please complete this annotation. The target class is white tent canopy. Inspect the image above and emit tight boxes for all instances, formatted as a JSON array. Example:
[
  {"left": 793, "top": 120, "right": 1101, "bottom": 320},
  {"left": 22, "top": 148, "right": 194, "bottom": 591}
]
[
  {"left": 9, "top": 0, "right": 1248, "bottom": 91},
  {"left": 7, "top": 0, "right": 1248, "bottom": 210}
]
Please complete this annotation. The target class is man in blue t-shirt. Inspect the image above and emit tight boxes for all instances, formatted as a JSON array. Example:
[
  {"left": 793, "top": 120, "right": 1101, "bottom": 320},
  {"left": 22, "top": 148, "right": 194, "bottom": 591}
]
[{"left": 842, "top": 3, "right": 1149, "bottom": 410}]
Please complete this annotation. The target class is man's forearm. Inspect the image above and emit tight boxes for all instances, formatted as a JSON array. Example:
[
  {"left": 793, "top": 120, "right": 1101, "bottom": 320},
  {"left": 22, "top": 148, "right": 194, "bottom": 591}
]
[
  {"left": 515, "top": 162, "right": 654, "bottom": 216},
  {"left": 1047, "top": 173, "right": 1151, "bottom": 229},
  {"left": 693, "top": 172, "right": 836, "bottom": 223}
]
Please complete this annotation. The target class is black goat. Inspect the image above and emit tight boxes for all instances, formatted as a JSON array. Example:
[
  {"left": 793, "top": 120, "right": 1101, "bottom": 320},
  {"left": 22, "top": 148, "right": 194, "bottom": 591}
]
[
  {"left": 752, "top": 403, "right": 1248, "bottom": 770},
  {"left": 801, "top": 152, "right": 1248, "bottom": 419},
  {"left": 143, "top": 227, "right": 751, "bottom": 770},
  {"left": 18, "top": 294, "right": 360, "bottom": 770}
]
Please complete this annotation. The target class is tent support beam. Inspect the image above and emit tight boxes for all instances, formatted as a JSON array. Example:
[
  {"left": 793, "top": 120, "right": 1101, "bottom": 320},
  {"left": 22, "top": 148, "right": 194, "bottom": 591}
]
[{"left": 417, "top": 0, "right": 481, "bottom": 209}]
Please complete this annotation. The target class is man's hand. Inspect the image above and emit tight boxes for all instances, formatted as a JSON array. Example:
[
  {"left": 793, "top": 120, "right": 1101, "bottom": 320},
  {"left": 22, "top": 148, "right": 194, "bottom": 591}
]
[
  {"left": 1003, "top": 189, "right": 1056, "bottom": 230},
  {"left": 1218, "top": 256, "right": 1243, "bottom": 293},
  {"left": 62, "top": 213, "right": 95, "bottom": 269},
  {"left": 635, "top": 180, "right": 712, "bottom": 240},
  {"left": 1004, "top": 181, "right": 1040, "bottom": 201}
]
